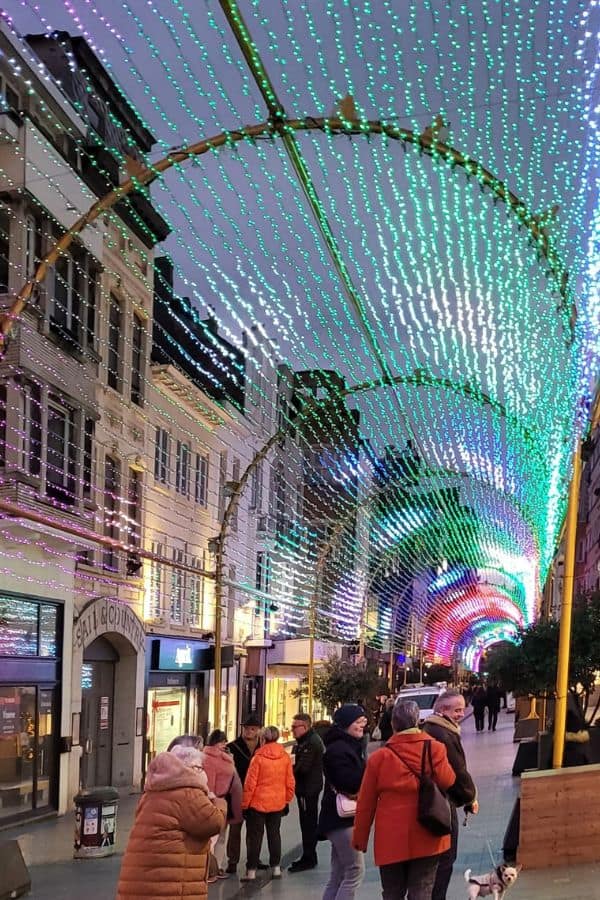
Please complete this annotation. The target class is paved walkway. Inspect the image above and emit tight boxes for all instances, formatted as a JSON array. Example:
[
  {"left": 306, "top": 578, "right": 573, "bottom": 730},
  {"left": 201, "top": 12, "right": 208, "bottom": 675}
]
[{"left": 2, "top": 711, "right": 600, "bottom": 898}]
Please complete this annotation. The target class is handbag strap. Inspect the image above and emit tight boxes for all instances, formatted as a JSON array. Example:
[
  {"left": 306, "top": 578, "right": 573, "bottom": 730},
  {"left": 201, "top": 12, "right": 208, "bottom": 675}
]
[{"left": 385, "top": 743, "right": 422, "bottom": 782}]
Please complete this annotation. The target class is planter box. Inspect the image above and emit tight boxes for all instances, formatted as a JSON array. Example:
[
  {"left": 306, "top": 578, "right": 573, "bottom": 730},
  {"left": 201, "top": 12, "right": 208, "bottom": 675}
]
[{"left": 519, "top": 764, "right": 600, "bottom": 868}]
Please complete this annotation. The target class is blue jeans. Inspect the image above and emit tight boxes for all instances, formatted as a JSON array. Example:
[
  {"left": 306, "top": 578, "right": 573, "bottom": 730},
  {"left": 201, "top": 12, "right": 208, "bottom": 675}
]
[{"left": 322, "top": 827, "right": 365, "bottom": 900}]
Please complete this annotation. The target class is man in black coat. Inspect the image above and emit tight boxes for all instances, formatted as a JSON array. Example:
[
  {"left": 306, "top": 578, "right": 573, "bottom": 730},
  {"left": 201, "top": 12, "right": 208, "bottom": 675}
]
[
  {"left": 226, "top": 714, "right": 261, "bottom": 874},
  {"left": 288, "top": 713, "right": 325, "bottom": 872},
  {"left": 422, "top": 690, "right": 478, "bottom": 900}
]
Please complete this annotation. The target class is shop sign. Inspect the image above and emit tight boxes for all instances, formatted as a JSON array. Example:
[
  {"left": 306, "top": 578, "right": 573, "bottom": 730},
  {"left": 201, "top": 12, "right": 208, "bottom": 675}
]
[
  {"left": 150, "top": 638, "right": 234, "bottom": 671},
  {"left": 74, "top": 598, "right": 146, "bottom": 654}
]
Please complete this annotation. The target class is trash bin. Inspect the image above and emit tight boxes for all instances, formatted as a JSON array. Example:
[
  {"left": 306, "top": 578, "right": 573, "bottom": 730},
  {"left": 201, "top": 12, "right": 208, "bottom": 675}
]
[{"left": 73, "top": 787, "right": 119, "bottom": 858}]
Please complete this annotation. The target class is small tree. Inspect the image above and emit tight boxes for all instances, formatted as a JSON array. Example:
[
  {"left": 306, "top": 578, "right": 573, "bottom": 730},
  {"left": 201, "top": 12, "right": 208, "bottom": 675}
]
[{"left": 312, "top": 654, "right": 387, "bottom": 716}]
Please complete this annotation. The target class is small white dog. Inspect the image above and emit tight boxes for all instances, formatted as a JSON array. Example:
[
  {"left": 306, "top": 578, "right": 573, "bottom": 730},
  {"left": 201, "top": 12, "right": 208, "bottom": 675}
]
[{"left": 464, "top": 863, "right": 521, "bottom": 898}]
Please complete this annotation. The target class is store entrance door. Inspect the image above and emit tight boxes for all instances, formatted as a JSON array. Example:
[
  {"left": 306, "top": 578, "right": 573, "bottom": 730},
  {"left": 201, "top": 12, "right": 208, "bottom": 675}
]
[{"left": 81, "top": 637, "right": 117, "bottom": 788}]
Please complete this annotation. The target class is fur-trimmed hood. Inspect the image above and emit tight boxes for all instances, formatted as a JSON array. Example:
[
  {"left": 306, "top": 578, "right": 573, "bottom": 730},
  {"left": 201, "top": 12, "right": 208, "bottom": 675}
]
[{"left": 144, "top": 751, "right": 208, "bottom": 793}]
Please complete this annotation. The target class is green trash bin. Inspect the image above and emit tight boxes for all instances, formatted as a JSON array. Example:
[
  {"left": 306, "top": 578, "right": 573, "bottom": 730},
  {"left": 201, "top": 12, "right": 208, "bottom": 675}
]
[{"left": 73, "top": 787, "right": 119, "bottom": 858}]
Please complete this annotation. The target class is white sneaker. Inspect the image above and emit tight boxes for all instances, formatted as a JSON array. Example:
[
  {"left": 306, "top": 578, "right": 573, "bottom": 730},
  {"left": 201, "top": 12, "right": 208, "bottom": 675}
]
[
  {"left": 241, "top": 869, "right": 256, "bottom": 881},
  {"left": 272, "top": 865, "right": 282, "bottom": 878}
]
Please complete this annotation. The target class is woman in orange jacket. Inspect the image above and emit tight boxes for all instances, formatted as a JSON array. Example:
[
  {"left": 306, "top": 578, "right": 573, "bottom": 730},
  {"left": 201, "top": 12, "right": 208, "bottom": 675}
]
[
  {"left": 352, "top": 699, "right": 456, "bottom": 899},
  {"left": 241, "top": 725, "right": 295, "bottom": 881}
]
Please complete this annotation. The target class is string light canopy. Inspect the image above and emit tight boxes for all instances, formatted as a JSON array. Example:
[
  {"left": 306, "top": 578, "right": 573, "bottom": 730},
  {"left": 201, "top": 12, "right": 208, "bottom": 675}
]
[{"left": 0, "top": 0, "right": 598, "bottom": 669}]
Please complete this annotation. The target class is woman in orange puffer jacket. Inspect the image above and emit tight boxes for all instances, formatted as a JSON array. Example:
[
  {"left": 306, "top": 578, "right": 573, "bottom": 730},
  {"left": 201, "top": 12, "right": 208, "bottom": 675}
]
[
  {"left": 117, "top": 747, "right": 224, "bottom": 899},
  {"left": 241, "top": 725, "right": 295, "bottom": 881}
]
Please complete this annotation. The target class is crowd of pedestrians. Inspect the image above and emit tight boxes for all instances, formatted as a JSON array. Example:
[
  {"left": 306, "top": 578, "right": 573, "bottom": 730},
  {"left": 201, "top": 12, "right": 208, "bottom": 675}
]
[{"left": 116, "top": 689, "right": 484, "bottom": 900}]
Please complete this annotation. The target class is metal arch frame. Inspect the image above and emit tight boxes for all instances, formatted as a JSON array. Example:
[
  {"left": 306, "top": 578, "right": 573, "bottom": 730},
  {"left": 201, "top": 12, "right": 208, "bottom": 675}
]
[
  {"left": 0, "top": 120, "right": 575, "bottom": 351},
  {"left": 215, "top": 372, "right": 542, "bottom": 725}
]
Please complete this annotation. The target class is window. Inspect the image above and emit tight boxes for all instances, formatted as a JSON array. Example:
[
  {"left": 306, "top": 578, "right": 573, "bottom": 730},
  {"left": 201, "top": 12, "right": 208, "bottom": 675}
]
[
  {"left": 230, "top": 457, "right": 240, "bottom": 532},
  {"left": 188, "top": 557, "right": 203, "bottom": 627},
  {"left": 85, "top": 266, "right": 97, "bottom": 348},
  {"left": 53, "top": 253, "right": 78, "bottom": 335},
  {"left": 107, "top": 294, "right": 122, "bottom": 390},
  {"left": 274, "top": 460, "right": 286, "bottom": 533},
  {"left": 226, "top": 565, "right": 236, "bottom": 639},
  {"left": 25, "top": 215, "right": 42, "bottom": 280},
  {"left": 250, "top": 461, "right": 263, "bottom": 511},
  {"left": 194, "top": 453, "right": 209, "bottom": 506},
  {"left": 0, "top": 384, "right": 5, "bottom": 467},
  {"left": 154, "top": 427, "right": 170, "bottom": 485},
  {"left": 217, "top": 451, "right": 227, "bottom": 522},
  {"left": 103, "top": 455, "right": 120, "bottom": 571},
  {"left": 255, "top": 551, "right": 271, "bottom": 594},
  {"left": 82, "top": 417, "right": 94, "bottom": 499},
  {"left": 22, "top": 380, "right": 42, "bottom": 476},
  {"left": 0, "top": 205, "right": 9, "bottom": 293},
  {"left": 147, "top": 541, "right": 163, "bottom": 620},
  {"left": 127, "top": 469, "right": 142, "bottom": 546},
  {"left": 131, "top": 315, "right": 144, "bottom": 405},
  {"left": 175, "top": 441, "right": 191, "bottom": 496},
  {"left": 170, "top": 547, "right": 184, "bottom": 624},
  {"left": 46, "top": 399, "right": 76, "bottom": 505}
]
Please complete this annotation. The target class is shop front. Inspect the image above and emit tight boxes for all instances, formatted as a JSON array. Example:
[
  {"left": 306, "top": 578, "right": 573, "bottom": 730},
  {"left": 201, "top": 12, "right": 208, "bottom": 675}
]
[
  {"left": 145, "top": 637, "right": 234, "bottom": 761},
  {"left": 266, "top": 639, "right": 338, "bottom": 739},
  {"left": 0, "top": 592, "right": 62, "bottom": 824}
]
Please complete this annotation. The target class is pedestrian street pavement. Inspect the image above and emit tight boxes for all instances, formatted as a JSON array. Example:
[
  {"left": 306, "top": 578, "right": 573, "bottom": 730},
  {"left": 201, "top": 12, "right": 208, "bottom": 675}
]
[{"left": 3, "top": 710, "right": 600, "bottom": 898}]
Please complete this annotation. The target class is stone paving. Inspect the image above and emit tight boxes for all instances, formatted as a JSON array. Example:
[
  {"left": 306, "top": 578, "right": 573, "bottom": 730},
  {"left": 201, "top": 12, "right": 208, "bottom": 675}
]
[{"left": 2, "top": 710, "right": 600, "bottom": 898}]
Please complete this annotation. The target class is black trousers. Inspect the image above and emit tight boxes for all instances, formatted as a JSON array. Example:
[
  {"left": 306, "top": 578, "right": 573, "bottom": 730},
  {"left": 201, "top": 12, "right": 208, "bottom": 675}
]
[
  {"left": 431, "top": 804, "right": 458, "bottom": 900},
  {"left": 473, "top": 710, "right": 485, "bottom": 731},
  {"left": 245, "top": 808, "right": 283, "bottom": 869},
  {"left": 297, "top": 793, "right": 320, "bottom": 863},
  {"left": 380, "top": 855, "right": 440, "bottom": 900},
  {"left": 487, "top": 708, "right": 499, "bottom": 730}
]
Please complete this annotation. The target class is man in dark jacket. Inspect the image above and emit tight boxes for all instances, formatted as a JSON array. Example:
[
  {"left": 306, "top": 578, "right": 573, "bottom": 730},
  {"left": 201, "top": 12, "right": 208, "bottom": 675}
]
[
  {"left": 422, "top": 690, "right": 478, "bottom": 900},
  {"left": 289, "top": 713, "right": 325, "bottom": 872},
  {"left": 226, "top": 714, "right": 261, "bottom": 874}
]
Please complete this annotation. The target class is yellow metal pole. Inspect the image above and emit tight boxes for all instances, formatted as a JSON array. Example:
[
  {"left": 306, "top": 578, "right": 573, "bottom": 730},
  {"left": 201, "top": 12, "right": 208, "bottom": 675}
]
[
  {"left": 308, "top": 629, "right": 315, "bottom": 719},
  {"left": 552, "top": 443, "right": 581, "bottom": 768}
]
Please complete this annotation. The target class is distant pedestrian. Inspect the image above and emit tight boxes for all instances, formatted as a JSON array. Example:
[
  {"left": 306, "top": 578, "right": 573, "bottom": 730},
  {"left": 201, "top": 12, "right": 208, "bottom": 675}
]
[
  {"left": 485, "top": 683, "right": 502, "bottom": 732},
  {"left": 377, "top": 698, "right": 395, "bottom": 743},
  {"left": 241, "top": 725, "right": 295, "bottom": 881},
  {"left": 167, "top": 732, "right": 204, "bottom": 751},
  {"left": 289, "top": 713, "right": 325, "bottom": 873},
  {"left": 202, "top": 730, "right": 243, "bottom": 881},
  {"left": 422, "top": 691, "right": 478, "bottom": 900},
  {"left": 352, "top": 699, "right": 456, "bottom": 899},
  {"left": 471, "top": 686, "right": 487, "bottom": 733},
  {"left": 318, "top": 704, "right": 368, "bottom": 900},
  {"left": 117, "top": 747, "right": 224, "bottom": 900},
  {"left": 563, "top": 691, "right": 592, "bottom": 767},
  {"left": 226, "top": 714, "right": 261, "bottom": 873}
]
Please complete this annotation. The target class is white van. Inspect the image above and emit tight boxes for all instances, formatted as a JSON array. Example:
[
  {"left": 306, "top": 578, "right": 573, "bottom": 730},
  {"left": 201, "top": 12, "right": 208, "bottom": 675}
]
[{"left": 397, "top": 684, "right": 444, "bottom": 724}]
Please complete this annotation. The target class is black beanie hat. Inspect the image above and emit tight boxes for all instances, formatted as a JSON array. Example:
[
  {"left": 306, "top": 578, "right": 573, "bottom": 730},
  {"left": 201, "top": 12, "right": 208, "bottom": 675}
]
[{"left": 333, "top": 704, "right": 366, "bottom": 730}]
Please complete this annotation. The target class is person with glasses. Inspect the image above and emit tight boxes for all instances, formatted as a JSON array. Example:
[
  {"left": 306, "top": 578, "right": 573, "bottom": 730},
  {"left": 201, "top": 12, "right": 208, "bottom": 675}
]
[{"left": 289, "top": 713, "right": 325, "bottom": 873}]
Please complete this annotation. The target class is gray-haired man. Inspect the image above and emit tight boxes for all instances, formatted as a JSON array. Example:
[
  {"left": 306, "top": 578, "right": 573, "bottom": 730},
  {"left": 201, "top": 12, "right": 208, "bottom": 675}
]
[{"left": 422, "top": 690, "right": 478, "bottom": 900}]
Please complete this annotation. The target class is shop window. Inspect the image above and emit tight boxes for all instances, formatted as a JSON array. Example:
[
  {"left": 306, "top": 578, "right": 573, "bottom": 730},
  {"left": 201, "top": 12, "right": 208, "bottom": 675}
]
[
  {"left": 0, "top": 686, "right": 56, "bottom": 821},
  {"left": 107, "top": 294, "right": 122, "bottom": 391},
  {"left": 154, "top": 428, "right": 170, "bottom": 485},
  {"left": 130, "top": 315, "right": 144, "bottom": 405},
  {"left": 0, "top": 596, "right": 59, "bottom": 658}
]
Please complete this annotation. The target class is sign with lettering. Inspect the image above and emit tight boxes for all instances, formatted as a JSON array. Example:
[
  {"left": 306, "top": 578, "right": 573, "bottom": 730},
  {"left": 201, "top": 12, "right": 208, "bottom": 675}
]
[{"left": 73, "top": 598, "right": 146, "bottom": 654}]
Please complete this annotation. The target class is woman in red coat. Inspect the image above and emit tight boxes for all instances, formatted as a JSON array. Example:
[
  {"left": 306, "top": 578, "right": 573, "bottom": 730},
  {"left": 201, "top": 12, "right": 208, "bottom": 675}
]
[
  {"left": 352, "top": 699, "right": 456, "bottom": 899},
  {"left": 241, "top": 725, "right": 295, "bottom": 881}
]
